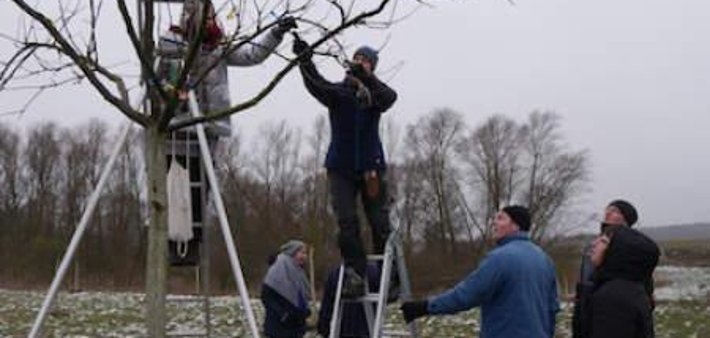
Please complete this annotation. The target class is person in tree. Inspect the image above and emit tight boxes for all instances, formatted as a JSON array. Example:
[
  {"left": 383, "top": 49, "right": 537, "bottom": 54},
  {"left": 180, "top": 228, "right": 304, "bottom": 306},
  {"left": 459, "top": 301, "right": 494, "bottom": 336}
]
[
  {"left": 157, "top": 0, "right": 297, "bottom": 135},
  {"left": 156, "top": 0, "right": 297, "bottom": 264}
]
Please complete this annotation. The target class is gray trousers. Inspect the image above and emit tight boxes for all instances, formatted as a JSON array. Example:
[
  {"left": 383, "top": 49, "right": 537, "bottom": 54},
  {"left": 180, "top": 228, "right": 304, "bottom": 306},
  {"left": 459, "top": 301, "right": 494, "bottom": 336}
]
[{"left": 328, "top": 170, "right": 392, "bottom": 276}]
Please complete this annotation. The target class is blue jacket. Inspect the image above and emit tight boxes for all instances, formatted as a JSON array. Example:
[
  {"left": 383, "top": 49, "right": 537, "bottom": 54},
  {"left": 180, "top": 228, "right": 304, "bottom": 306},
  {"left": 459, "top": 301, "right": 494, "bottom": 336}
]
[
  {"left": 428, "top": 232, "right": 560, "bottom": 338},
  {"left": 298, "top": 60, "right": 397, "bottom": 173}
]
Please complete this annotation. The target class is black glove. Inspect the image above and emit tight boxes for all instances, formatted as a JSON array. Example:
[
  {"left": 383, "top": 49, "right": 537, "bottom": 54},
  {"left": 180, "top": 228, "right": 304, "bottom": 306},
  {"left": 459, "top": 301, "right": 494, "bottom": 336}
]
[
  {"left": 274, "top": 16, "right": 298, "bottom": 36},
  {"left": 292, "top": 35, "right": 312, "bottom": 61},
  {"left": 347, "top": 61, "right": 370, "bottom": 80},
  {"left": 400, "top": 300, "right": 429, "bottom": 323}
]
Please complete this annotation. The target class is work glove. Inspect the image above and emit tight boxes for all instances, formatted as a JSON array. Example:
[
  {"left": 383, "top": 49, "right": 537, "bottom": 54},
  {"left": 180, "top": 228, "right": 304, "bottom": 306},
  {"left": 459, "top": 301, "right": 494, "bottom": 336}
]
[
  {"left": 274, "top": 16, "right": 298, "bottom": 37},
  {"left": 400, "top": 300, "right": 429, "bottom": 323},
  {"left": 347, "top": 61, "right": 370, "bottom": 80},
  {"left": 292, "top": 34, "right": 312, "bottom": 61}
]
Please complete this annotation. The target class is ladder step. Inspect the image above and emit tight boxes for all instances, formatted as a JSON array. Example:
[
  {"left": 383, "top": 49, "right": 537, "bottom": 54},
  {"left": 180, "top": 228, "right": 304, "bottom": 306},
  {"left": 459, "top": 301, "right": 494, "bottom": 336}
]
[
  {"left": 367, "top": 254, "right": 385, "bottom": 261},
  {"left": 383, "top": 330, "right": 414, "bottom": 337},
  {"left": 342, "top": 293, "right": 380, "bottom": 303},
  {"left": 166, "top": 295, "right": 208, "bottom": 302}
]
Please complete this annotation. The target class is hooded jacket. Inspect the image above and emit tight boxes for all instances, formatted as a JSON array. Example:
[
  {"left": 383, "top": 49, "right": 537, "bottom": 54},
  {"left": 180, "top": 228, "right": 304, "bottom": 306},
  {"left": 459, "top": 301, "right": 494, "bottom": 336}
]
[{"left": 582, "top": 226, "right": 660, "bottom": 338}]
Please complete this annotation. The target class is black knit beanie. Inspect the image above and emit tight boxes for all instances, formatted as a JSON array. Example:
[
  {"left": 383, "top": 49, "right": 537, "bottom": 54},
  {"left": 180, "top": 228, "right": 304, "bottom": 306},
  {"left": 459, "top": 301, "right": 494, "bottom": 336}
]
[
  {"left": 608, "top": 200, "right": 638, "bottom": 226},
  {"left": 502, "top": 205, "right": 531, "bottom": 232}
]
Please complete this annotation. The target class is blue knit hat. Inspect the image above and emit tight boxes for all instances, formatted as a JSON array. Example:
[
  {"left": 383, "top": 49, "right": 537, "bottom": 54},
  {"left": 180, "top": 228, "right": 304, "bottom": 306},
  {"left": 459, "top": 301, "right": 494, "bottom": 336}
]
[{"left": 354, "top": 46, "right": 379, "bottom": 70}]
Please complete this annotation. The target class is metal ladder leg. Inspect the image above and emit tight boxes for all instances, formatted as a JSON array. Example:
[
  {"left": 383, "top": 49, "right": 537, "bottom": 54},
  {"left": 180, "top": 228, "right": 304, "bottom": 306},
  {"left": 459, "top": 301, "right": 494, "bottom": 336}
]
[
  {"left": 328, "top": 265, "right": 346, "bottom": 338},
  {"left": 188, "top": 91, "right": 260, "bottom": 337},
  {"left": 329, "top": 237, "right": 420, "bottom": 338}
]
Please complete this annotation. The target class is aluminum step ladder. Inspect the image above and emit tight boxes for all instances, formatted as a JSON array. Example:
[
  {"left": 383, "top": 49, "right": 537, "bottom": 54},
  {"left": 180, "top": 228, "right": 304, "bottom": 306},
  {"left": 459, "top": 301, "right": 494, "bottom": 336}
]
[
  {"left": 165, "top": 128, "right": 213, "bottom": 337},
  {"left": 329, "top": 227, "right": 419, "bottom": 338}
]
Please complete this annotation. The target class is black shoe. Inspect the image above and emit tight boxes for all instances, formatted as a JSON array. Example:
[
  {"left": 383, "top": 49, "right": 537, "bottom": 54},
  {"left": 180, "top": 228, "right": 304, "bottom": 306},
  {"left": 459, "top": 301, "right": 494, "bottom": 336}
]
[{"left": 342, "top": 267, "right": 366, "bottom": 299}]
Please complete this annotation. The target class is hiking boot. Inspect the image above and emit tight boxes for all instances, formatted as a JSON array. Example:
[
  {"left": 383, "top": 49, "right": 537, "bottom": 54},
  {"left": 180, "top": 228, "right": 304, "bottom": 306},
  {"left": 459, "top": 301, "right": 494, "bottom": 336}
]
[{"left": 341, "top": 267, "right": 366, "bottom": 299}]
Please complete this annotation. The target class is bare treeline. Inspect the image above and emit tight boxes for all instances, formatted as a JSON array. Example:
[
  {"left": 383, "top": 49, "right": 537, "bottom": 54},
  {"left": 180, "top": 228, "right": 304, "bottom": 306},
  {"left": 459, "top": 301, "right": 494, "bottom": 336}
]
[{"left": 0, "top": 109, "right": 589, "bottom": 293}]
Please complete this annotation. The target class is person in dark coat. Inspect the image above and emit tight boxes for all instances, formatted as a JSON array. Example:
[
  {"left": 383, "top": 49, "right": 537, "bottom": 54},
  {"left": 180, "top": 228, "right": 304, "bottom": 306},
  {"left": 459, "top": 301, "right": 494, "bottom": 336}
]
[
  {"left": 292, "top": 36, "right": 398, "bottom": 298},
  {"left": 261, "top": 240, "right": 312, "bottom": 338},
  {"left": 572, "top": 200, "right": 656, "bottom": 337},
  {"left": 581, "top": 225, "right": 660, "bottom": 338},
  {"left": 317, "top": 264, "right": 382, "bottom": 338}
]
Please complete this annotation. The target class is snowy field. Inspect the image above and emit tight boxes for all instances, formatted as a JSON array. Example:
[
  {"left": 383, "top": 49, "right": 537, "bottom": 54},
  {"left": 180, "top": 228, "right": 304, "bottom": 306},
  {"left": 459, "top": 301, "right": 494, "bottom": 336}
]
[{"left": 1, "top": 265, "right": 708, "bottom": 337}]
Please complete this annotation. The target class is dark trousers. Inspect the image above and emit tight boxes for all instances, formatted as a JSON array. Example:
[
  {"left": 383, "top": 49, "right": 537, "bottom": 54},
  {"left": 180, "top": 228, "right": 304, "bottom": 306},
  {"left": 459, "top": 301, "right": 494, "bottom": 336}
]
[{"left": 328, "top": 170, "right": 392, "bottom": 276}]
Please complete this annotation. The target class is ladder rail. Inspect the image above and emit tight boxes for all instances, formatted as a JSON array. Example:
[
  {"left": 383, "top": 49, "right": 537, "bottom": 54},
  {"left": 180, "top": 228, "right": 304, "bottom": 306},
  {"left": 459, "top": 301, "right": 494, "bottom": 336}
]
[
  {"left": 328, "top": 227, "right": 420, "bottom": 338},
  {"left": 329, "top": 265, "right": 346, "bottom": 338},
  {"left": 372, "top": 239, "right": 394, "bottom": 337},
  {"left": 188, "top": 91, "right": 260, "bottom": 337}
]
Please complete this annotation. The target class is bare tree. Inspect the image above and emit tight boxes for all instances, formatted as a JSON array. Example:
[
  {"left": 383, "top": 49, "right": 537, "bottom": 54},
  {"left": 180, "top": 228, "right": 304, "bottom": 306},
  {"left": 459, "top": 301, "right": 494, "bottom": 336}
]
[
  {"left": 0, "top": 0, "right": 420, "bottom": 334},
  {"left": 0, "top": 122, "right": 24, "bottom": 216},
  {"left": 404, "top": 108, "right": 466, "bottom": 254},
  {"left": 457, "top": 112, "right": 590, "bottom": 245},
  {"left": 25, "top": 123, "right": 62, "bottom": 238},
  {"left": 457, "top": 114, "right": 523, "bottom": 248},
  {"left": 301, "top": 115, "right": 332, "bottom": 258},
  {"left": 519, "top": 111, "right": 590, "bottom": 242},
  {"left": 58, "top": 119, "right": 109, "bottom": 291}
]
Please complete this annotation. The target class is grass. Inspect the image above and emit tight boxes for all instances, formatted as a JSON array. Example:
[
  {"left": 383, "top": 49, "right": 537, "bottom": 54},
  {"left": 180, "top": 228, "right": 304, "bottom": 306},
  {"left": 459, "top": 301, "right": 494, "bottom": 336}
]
[{"left": 1, "top": 289, "right": 708, "bottom": 337}]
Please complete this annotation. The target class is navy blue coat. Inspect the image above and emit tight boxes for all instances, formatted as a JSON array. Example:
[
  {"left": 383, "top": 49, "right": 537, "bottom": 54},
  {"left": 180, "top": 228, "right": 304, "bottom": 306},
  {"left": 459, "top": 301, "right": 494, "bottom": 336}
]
[
  {"left": 261, "top": 284, "right": 311, "bottom": 338},
  {"left": 298, "top": 60, "right": 397, "bottom": 173}
]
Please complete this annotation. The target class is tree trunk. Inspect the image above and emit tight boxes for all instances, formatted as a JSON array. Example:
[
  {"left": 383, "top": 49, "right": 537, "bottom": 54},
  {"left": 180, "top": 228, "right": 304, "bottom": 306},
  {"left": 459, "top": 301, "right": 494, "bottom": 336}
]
[{"left": 145, "top": 125, "right": 168, "bottom": 338}]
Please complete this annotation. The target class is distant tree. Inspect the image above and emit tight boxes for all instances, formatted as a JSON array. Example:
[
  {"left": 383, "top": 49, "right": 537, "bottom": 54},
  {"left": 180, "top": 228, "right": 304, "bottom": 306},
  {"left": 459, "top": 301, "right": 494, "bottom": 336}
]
[
  {"left": 403, "top": 109, "right": 467, "bottom": 254},
  {"left": 0, "top": 1, "right": 420, "bottom": 334}
]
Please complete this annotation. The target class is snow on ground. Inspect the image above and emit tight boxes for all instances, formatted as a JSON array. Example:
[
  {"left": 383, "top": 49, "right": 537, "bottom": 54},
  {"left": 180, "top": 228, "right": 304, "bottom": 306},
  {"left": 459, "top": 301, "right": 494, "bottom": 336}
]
[
  {"left": 0, "top": 265, "right": 708, "bottom": 337},
  {"left": 655, "top": 265, "right": 710, "bottom": 301}
]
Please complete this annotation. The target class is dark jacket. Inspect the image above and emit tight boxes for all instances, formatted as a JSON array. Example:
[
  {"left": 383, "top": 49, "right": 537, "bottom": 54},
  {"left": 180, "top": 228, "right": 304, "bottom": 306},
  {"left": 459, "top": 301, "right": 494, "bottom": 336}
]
[
  {"left": 427, "top": 232, "right": 559, "bottom": 338},
  {"left": 317, "top": 264, "right": 381, "bottom": 338},
  {"left": 573, "top": 225, "right": 657, "bottom": 338},
  {"left": 261, "top": 284, "right": 311, "bottom": 338},
  {"left": 298, "top": 60, "right": 397, "bottom": 173},
  {"left": 581, "top": 226, "right": 660, "bottom": 338}
]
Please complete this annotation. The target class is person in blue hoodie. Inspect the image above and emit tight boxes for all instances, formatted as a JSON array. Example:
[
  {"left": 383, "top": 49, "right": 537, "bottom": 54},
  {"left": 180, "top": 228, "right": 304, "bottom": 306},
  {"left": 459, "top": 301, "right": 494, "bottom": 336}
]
[
  {"left": 292, "top": 36, "right": 398, "bottom": 298},
  {"left": 400, "top": 206, "right": 560, "bottom": 338}
]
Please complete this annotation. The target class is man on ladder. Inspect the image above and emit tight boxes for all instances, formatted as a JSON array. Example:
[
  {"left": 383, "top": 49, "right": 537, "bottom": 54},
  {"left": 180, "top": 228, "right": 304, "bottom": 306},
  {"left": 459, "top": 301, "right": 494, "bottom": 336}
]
[
  {"left": 292, "top": 34, "right": 418, "bottom": 338},
  {"left": 292, "top": 34, "right": 398, "bottom": 300}
]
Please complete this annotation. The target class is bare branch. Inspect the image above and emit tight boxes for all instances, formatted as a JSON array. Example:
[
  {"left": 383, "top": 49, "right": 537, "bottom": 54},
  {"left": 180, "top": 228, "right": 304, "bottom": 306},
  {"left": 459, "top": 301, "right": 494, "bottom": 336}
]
[
  {"left": 170, "top": 0, "right": 396, "bottom": 131},
  {"left": 9, "top": 0, "right": 148, "bottom": 126},
  {"left": 116, "top": 0, "right": 168, "bottom": 104}
]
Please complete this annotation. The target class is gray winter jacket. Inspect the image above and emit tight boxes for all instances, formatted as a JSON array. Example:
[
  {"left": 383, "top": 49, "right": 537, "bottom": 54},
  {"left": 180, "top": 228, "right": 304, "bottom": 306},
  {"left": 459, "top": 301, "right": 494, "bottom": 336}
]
[{"left": 158, "top": 28, "right": 284, "bottom": 136}]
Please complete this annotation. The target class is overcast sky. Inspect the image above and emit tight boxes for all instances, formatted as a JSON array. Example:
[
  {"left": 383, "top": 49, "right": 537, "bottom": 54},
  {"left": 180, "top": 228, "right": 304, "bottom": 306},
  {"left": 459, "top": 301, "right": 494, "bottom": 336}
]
[{"left": 1, "top": 0, "right": 709, "bottom": 229}]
